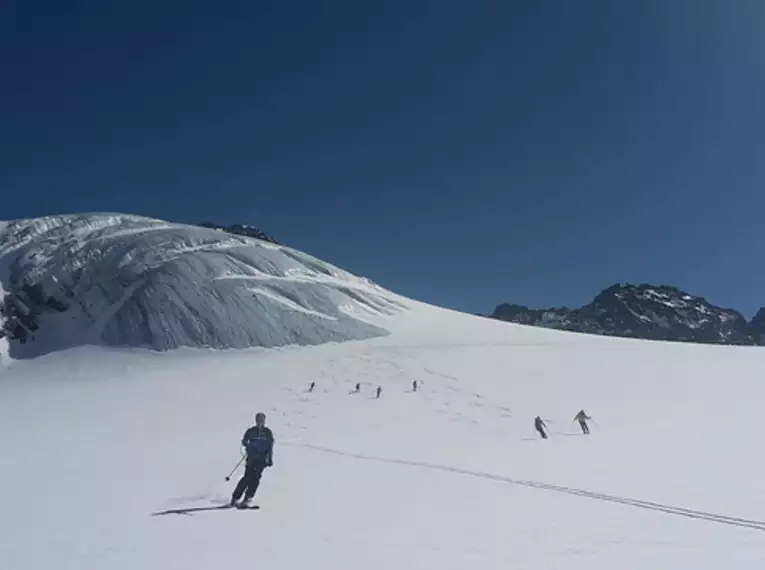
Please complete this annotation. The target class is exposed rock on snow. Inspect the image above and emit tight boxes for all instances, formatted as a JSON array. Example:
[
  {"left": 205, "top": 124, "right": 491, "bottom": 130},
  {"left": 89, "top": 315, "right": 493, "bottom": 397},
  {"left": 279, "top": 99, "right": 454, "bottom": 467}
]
[
  {"left": 196, "top": 221, "right": 280, "bottom": 245},
  {"left": 0, "top": 214, "right": 407, "bottom": 358}
]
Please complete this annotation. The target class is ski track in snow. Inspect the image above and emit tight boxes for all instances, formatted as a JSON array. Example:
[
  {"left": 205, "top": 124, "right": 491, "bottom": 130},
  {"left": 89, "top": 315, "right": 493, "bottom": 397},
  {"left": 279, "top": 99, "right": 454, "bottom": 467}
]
[{"left": 286, "top": 442, "right": 765, "bottom": 532}]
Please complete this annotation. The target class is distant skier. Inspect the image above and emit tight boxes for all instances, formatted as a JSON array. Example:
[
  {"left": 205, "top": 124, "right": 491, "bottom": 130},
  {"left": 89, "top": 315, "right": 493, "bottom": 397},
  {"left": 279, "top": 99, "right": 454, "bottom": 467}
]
[
  {"left": 376, "top": 386, "right": 382, "bottom": 399},
  {"left": 534, "top": 416, "right": 548, "bottom": 439},
  {"left": 353, "top": 382, "right": 361, "bottom": 394},
  {"left": 230, "top": 412, "right": 274, "bottom": 508},
  {"left": 574, "top": 409, "right": 591, "bottom": 434},
  {"left": 308, "top": 381, "right": 316, "bottom": 393},
  {"left": 412, "top": 380, "right": 418, "bottom": 392}
]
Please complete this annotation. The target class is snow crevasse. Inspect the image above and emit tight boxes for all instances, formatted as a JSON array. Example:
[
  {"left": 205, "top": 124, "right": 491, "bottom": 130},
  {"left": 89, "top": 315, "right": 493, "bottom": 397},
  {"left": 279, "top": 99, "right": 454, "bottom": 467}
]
[{"left": 0, "top": 213, "right": 409, "bottom": 358}]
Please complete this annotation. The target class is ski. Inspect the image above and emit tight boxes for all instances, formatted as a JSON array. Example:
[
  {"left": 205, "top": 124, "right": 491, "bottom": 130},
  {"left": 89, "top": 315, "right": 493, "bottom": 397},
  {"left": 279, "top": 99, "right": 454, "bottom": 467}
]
[{"left": 236, "top": 504, "right": 260, "bottom": 510}]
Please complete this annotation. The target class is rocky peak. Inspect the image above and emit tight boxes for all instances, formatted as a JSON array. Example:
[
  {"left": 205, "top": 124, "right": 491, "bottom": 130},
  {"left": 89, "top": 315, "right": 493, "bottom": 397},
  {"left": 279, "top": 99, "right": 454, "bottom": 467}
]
[
  {"left": 749, "top": 307, "right": 765, "bottom": 343},
  {"left": 491, "top": 283, "right": 759, "bottom": 346}
]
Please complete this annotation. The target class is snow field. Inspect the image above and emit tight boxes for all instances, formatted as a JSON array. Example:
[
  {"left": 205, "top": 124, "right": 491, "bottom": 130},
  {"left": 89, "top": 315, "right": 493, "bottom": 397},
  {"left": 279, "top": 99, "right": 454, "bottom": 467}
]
[{"left": 1, "top": 305, "right": 765, "bottom": 569}]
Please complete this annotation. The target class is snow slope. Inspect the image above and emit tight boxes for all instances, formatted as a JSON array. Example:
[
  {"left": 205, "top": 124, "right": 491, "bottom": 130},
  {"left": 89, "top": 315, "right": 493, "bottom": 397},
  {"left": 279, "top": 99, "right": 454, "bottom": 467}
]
[
  {"left": 1, "top": 303, "right": 764, "bottom": 569},
  {"left": 0, "top": 214, "right": 407, "bottom": 358}
]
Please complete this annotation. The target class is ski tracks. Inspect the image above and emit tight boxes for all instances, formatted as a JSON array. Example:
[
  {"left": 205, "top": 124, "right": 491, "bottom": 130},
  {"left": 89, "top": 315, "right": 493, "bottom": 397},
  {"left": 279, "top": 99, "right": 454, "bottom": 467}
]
[{"left": 287, "top": 441, "right": 765, "bottom": 533}]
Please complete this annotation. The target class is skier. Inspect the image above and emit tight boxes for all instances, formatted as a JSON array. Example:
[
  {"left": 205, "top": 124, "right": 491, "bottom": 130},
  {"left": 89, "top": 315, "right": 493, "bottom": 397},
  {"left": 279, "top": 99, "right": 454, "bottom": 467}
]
[
  {"left": 308, "top": 381, "right": 316, "bottom": 393},
  {"left": 376, "top": 386, "right": 382, "bottom": 399},
  {"left": 412, "top": 380, "right": 418, "bottom": 392},
  {"left": 534, "top": 416, "right": 548, "bottom": 439},
  {"left": 574, "top": 409, "right": 591, "bottom": 434},
  {"left": 353, "top": 382, "right": 361, "bottom": 393},
  {"left": 230, "top": 412, "right": 274, "bottom": 508}
]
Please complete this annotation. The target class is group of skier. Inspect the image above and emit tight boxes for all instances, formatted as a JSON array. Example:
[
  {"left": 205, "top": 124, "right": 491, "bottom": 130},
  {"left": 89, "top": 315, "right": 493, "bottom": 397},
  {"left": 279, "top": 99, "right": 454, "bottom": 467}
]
[
  {"left": 310, "top": 380, "right": 419, "bottom": 398},
  {"left": 229, "top": 380, "right": 420, "bottom": 505},
  {"left": 228, "top": 383, "right": 593, "bottom": 507},
  {"left": 350, "top": 382, "right": 382, "bottom": 397},
  {"left": 534, "top": 409, "right": 592, "bottom": 439}
]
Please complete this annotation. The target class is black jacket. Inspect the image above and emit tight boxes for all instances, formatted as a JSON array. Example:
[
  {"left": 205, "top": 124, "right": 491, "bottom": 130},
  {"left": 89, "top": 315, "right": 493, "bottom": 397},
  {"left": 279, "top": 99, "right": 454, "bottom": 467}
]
[{"left": 242, "top": 426, "right": 274, "bottom": 465}]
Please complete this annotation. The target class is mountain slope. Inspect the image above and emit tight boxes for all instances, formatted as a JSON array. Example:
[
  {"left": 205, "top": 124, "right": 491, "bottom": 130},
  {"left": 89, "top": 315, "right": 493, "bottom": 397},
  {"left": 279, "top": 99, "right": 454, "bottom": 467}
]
[
  {"left": 0, "top": 214, "right": 407, "bottom": 358},
  {"left": 1, "top": 305, "right": 764, "bottom": 569},
  {"left": 492, "top": 284, "right": 759, "bottom": 345}
]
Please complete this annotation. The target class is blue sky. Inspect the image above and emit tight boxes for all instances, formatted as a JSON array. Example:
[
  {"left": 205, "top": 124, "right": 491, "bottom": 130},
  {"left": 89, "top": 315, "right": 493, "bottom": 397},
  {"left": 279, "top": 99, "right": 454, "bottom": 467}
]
[{"left": 2, "top": 1, "right": 764, "bottom": 315}]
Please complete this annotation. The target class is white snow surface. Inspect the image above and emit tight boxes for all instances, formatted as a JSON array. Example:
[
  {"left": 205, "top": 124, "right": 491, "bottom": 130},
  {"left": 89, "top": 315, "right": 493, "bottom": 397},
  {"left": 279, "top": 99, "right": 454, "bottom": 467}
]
[
  {"left": 0, "top": 214, "right": 407, "bottom": 358},
  {"left": 2, "top": 303, "right": 765, "bottom": 569}
]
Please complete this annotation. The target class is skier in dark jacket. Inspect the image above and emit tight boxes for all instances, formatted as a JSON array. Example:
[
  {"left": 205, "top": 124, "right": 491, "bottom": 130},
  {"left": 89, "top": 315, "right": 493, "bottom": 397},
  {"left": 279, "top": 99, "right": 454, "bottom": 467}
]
[
  {"left": 308, "top": 381, "right": 316, "bottom": 393},
  {"left": 574, "top": 409, "right": 591, "bottom": 434},
  {"left": 376, "top": 386, "right": 382, "bottom": 399},
  {"left": 534, "top": 416, "right": 548, "bottom": 439},
  {"left": 230, "top": 412, "right": 274, "bottom": 507}
]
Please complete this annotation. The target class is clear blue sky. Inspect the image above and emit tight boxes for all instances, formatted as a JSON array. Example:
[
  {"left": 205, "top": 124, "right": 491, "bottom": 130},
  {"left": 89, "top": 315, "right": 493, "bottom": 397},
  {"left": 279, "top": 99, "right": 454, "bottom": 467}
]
[{"left": 2, "top": 1, "right": 764, "bottom": 315}]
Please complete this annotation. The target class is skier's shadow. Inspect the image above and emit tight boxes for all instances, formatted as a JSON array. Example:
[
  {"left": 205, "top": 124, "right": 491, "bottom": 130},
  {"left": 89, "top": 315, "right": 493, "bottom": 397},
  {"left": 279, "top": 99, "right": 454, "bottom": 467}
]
[{"left": 151, "top": 505, "right": 231, "bottom": 516}]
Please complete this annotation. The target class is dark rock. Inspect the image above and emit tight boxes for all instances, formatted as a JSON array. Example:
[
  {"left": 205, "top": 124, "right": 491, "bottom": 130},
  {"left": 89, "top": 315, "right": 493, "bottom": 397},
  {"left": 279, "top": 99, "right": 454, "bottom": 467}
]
[{"left": 197, "top": 222, "right": 280, "bottom": 245}]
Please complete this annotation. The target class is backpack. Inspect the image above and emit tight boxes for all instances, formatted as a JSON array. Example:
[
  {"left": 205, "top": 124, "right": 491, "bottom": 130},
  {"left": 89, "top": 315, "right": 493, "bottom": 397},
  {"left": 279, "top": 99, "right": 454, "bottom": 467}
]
[{"left": 244, "top": 427, "right": 272, "bottom": 458}]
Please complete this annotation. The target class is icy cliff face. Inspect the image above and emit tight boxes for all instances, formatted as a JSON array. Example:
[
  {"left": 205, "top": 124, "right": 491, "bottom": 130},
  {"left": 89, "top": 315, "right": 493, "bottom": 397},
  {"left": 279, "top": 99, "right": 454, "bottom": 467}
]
[
  {"left": 0, "top": 214, "right": 407, "bottom": 358},
  {"left": 0, "top": 281, "right": 8, "bottom": 365}
]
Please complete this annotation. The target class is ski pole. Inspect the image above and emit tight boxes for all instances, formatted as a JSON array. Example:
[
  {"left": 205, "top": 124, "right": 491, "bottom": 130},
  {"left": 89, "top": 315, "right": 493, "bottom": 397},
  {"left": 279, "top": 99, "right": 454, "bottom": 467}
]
[{"left": 224, "top": 455, "right": 246, "bottom": 482}]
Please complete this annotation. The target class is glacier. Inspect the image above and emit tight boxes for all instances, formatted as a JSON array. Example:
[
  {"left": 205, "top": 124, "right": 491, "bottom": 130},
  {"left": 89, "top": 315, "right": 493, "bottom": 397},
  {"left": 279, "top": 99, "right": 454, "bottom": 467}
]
[{"left": 0, "top": 213, "right": 408, "bottom": 358}]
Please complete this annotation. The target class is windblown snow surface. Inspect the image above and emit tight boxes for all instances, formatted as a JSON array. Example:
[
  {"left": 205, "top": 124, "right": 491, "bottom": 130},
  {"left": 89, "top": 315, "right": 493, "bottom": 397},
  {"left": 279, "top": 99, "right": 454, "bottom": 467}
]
[
  {"left": 0, "top": 214, "right": 405, "bottom": 358},
  {"left": 2, "top": 302, "right": 765, "bottom": 569}
]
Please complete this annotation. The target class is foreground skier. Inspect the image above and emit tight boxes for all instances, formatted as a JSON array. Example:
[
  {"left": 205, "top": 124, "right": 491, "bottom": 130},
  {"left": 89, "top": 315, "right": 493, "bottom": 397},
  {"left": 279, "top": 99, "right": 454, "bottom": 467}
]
[{"left": 230, "top": 412, "right": 274, "bottom": 508}]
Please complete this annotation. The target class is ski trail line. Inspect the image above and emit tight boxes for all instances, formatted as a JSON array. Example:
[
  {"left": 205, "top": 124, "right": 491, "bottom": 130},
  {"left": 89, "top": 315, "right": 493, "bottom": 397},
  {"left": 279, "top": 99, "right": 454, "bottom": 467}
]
[{"left": 285, "top": 441, "right": 765, "bottom": 532}]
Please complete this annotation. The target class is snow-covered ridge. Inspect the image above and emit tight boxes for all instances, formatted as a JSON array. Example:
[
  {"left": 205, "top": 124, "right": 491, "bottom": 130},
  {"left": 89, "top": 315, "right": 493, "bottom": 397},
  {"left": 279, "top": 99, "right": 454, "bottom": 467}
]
[{"left": 0, "top": 213, "right": 409, "bottom": 358}]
